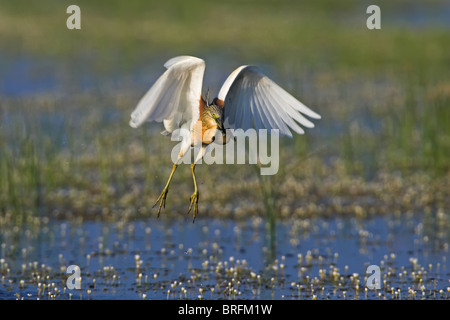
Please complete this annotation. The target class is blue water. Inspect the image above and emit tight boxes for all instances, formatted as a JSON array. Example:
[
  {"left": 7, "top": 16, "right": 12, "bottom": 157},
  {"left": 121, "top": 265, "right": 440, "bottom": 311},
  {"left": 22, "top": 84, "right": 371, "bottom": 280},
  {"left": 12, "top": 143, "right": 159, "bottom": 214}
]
[{"left": 1, "top": 214, "right": 448, "bottom": 300}]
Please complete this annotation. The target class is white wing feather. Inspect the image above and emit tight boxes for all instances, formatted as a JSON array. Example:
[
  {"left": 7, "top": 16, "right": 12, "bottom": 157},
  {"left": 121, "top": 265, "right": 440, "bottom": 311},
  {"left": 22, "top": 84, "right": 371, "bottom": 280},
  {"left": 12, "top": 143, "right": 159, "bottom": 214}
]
[
  {"left": 218, "top": 66, "right": 321, "bottom": 137},
  {"left": 130, "top": 56, "right": 205, "bottom": 134}
]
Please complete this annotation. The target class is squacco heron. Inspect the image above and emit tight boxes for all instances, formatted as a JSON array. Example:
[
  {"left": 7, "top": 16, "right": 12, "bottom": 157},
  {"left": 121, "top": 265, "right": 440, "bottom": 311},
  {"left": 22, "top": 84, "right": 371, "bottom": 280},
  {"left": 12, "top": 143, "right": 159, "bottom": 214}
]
[{"left": 130, "top": 56, "right": 320, "bottom": 222}]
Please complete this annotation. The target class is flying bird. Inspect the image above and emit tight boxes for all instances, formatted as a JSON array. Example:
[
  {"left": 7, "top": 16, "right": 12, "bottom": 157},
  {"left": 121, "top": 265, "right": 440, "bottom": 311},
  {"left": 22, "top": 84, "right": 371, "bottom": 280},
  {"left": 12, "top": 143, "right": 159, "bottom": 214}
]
[{"left": 130, "top": 56, "right": 321, "bottom": 222}]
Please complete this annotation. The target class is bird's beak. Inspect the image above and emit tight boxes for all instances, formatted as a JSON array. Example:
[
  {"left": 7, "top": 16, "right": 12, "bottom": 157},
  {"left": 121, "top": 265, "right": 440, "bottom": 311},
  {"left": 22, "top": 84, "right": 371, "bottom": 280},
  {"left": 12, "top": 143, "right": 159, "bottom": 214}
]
[{"left": 217, "top": 122, "right": 225, "bottom": 134}]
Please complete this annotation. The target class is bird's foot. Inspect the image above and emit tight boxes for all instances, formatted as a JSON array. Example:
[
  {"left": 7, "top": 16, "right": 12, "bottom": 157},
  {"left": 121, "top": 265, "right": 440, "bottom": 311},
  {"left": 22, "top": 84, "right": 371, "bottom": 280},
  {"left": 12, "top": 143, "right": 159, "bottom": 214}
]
[
  {"left": 153, "top": 187, "right": 169, "bottom": 218},
  {"left": 187, "top": 191, "right": 199, "bottom": 223}
]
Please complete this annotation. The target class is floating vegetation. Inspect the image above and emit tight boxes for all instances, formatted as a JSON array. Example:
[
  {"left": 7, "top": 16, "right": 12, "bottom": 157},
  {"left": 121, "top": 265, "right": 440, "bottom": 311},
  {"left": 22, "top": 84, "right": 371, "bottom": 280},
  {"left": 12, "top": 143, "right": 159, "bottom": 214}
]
[{"left": 0, "top": 216, "right": 448, "bottom": 300}]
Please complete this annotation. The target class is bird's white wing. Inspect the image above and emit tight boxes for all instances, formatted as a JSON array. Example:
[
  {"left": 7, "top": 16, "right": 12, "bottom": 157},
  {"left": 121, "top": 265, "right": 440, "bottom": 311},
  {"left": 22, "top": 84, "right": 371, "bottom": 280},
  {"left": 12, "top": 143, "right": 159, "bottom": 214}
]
[
  {"left": 217, "top": 66, "right": 321, "bottom": 137},
  {"left": 130, "top": 56, "right": 205, "bottom": 134}
]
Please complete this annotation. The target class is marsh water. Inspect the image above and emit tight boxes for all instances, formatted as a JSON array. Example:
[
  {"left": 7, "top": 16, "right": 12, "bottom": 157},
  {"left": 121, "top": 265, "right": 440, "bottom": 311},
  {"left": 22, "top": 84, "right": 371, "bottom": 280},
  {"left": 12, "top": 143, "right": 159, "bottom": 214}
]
[{"left": 1, "top": 213, "right": 448, "bottom": 300}]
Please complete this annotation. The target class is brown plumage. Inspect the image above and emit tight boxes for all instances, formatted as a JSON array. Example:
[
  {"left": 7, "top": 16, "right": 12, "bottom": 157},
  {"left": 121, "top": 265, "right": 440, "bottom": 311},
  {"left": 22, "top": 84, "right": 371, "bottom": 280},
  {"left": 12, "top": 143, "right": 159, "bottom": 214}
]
[{"left": 192, "top": 96, "right": 226, "bottom": 146}]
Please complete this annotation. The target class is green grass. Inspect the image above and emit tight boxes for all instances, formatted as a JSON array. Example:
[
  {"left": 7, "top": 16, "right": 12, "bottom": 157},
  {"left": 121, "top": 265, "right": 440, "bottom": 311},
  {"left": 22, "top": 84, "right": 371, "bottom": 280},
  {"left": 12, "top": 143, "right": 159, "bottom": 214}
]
[
  {"left": 1, "top": 1, "right": 450, "bottom": 74},
  {"left": 336, "top": 77, "right": 450, "bottom": 176}
]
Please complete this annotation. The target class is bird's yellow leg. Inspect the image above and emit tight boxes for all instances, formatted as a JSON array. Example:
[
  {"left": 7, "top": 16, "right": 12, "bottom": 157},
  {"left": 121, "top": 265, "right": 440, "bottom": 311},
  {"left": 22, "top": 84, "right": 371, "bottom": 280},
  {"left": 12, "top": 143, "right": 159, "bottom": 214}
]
[
  {"left": 153, "top": 164, "right": 178, "bottom": 217},
  {"left": 187, "top": 145, "right": 207, "bottom": 222},
  {"left": 187, "top": 163, "right": 199, "bottom": 223}
]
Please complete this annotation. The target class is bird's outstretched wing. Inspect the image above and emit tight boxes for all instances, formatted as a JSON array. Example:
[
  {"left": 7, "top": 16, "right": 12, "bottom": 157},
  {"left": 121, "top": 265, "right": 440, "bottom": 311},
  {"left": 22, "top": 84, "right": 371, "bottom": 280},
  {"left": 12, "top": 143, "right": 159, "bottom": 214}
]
[
  {"left": 130, "top": 56, "right": 205, "bottom": 134},
  {"left": 217, "top": 65, "right": 321, "bottom": 137}
]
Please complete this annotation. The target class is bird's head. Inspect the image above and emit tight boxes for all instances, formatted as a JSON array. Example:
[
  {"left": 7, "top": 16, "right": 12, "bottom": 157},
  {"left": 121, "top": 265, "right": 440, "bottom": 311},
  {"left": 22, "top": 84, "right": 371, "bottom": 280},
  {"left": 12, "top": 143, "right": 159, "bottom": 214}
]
[
  {"left": 201, "top": 102, "right": 232, "bottom": 144},
  {"left": 206, "top": 103, "right": 225, "bottom": 133}
]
